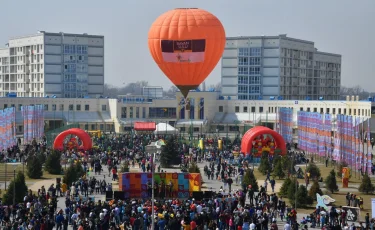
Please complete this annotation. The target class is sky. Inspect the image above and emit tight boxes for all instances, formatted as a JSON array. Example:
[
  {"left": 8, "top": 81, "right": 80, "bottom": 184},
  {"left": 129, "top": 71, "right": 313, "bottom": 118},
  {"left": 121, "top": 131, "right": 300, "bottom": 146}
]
[{"left": 1, "top": 0, "right": 374, "bottom": 91}]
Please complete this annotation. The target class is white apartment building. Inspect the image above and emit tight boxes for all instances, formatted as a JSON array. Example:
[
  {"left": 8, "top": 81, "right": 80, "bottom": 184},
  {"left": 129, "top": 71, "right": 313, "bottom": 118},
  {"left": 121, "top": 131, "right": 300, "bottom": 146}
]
[
  {"left": 0, "top": 31, "right": 104, "bottom": 98},
  {"left": 221, "top": 34, "right": 341, "bottom": 101}
]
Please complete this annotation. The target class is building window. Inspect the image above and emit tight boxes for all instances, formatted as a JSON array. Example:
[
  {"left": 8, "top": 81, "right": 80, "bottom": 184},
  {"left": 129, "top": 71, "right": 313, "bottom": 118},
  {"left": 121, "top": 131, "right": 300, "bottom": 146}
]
[
  {"left": 344, "top": 109, "right": 347, "bottom": 115},
  {"left": 238, "top": 95, "right": 248, "bottom": 100},
  {"left": 333, "top": 108, "right": 336, "bottom": 114},
  {"left": 235, "top": 106, "right": 239, "bottom": 113},
  {"left": 148, "top": 107, "right": 177, "bottom": 118},
  {"left": 320, "top": 108, "right": 323, "bottom": 113},
  {"left": 238, "top": 57, "right": 248, "bottom": 65},
  {"left": 59, "top": 104, "right": 64, "bottom": 111},
  {"left": 136, "top": 107, "right": 140, "bottom": 118},
  {"left": 238, "top": 85, "right": 248, "bottom": 94},
  {"left": 193, "top": 127, "right": 199, "bottom": 132},
  {"left": 129, "top": 107, "right": 133, "bottom": 118},
  {"left": 251, "top": 106, "right": 255, "bottom": 113},
  {"left": 243, "top": 106, "right": 248, "bottom": 113},
  {"left": 142, "top": 107, "right": 146, "bottom": 118},
  {"left": 238, "top": 48, "right": 249, "bottom": 56},
  {"left": 18, "top": 104, "right": 22, "bottom": 111},
  {"left": 76, "top": 104, "right": 81, "bottom": 111},
  {"left": 259, "top": 107, "right": 263, "bottom": 113},
  {"left": 249, "top": 57, "right": 261, "bottom": 65},
  {"left": 85, "top": 124, "right": 89, "bottom": 130},
  {"left": 85, "top": 104, "right": 89, "bottom": 111},
  {"left": 180, "top": 127, "right": 186, "bottom": 132},
  {"left": 326, "top": 108, "right": 330, "bottom": 114},
  {"left": 250, "top": 48, "right": 261, "bottom": 56},
  {"left": 217, "top": 125, "right": 224, "bottom": 131},
  {"left": 102, "top": 105, "right": 106, "bottom": 111},
  {"left": 229, "top": 126, "right": 239, "bottom": 132},
  {"left": 307, "top": 107, "right": 311, "bottom": 112},
  {"left": 121, "top": 107, "right": 127, "bottom": 118},
  {"left": 338, "top": 108, "right": 341, "bottom": 114},
  {"left": 91, "top": 124, "right": 96, "bottom": 130},
  {"left": 69, "top": 104, "right": 73, "bottom": 111},
  {"left": 299, "top": 107, "right": 303, "bottom": 111},
  {"left": 238, "top": 67, "right": 248, "bottom": 75},
  {"left": 219, "top": 106, "right": 223, "bottom": 112},
  {"left": 238, "top": 76, "right": 248, "bottom": 84}
]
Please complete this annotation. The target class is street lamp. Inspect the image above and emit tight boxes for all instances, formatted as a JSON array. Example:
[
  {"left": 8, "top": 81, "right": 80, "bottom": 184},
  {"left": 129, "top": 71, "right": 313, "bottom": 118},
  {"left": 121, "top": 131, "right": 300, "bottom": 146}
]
[
  {"left": 13, "top": 164, "right": 17, "bottom": 206},
  {"left": 252, "top": 140, "right": 256, "bottom": 170},
  {"left": 151, "top": 152, "right": 156, "bottom": 229}
]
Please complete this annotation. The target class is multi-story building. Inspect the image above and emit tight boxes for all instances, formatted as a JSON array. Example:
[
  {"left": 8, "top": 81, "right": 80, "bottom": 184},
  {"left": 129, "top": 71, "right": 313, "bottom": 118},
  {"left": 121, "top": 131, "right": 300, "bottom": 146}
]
[
  {"left": 221, "top": 34, "right": 341, "bottom": 100},
  {"left": 0, "top": 92, "right": 370, "bottom": 138},
  {"left": 0, "top": 31, "right": 104, "bottom": 98}
]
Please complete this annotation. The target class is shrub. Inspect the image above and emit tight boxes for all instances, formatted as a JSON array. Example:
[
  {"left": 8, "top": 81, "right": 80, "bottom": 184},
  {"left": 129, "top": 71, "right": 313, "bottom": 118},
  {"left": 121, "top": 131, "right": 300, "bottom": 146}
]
[
  {"left": 358, "top": 174, "right": 375, "bottom": 194},
  {"left": 45, "top": 150, "right": 62, "bottom": 175},
  {"left": 273, "top": 159, "right": 286, "bottom": 179},
  {"left": 295, "top": 185, "right": 314, "bottom": 208},
  {"left": 309, "top": 180, "right": 323, "bottom": 197},
  {"left": 306, "top": 162, "right": 321, "bottom": 180},
  {"left": 325, "top": 169, "right": 339, "bottom": 193},
  {"left": 242, "top": 169, "right": 259, "bottom": 191},
  {"left": 27, "top": 154, "right": 43, "bottom": 179},
  {"left": 258, "top": 152, "right": 271, "bottom": 175},
  {"left": 279, "top": 177, "right": 292, "bottom": 196},
  {"left": 63, "top": 162, "right": 85, "bottom": 186},
  {"left": 188, "top": 162, "right": 201, "bottom": 174},
  {"left": 2, "top": 171, "right": 28, "bottom": 205},
  {"left": 160, "top": 136, "right": 181, "bottom": 168}
]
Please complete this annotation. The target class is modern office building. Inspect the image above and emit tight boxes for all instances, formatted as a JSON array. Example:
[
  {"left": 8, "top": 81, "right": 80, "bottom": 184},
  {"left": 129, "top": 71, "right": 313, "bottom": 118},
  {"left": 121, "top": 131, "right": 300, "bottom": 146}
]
[
  {"left": 221, "top": 34, "right": 341, "bottom": 100},
  {"left": 0, "top": 31, "right": 104, "bottom": 98}
]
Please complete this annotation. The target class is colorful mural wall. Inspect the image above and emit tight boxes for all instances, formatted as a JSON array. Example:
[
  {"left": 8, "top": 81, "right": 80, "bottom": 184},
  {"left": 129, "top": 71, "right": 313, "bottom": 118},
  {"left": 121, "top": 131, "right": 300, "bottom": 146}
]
[{"left": 119, "top": 172, "right": 201, "bottom": 199}]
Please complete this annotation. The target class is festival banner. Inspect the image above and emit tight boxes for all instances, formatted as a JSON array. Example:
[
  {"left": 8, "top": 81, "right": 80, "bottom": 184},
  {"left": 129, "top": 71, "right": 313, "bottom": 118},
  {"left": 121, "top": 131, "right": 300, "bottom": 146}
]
[
  {"left": 279, "top": 108, "right": 293, "bottom": 144},
  {"left": 367, "top": 118, "right": 372, "bottom": 174},
  {"left": 297, "top": 111, "right": 306, "bottom": 151},
  {"left": 359, "top": 117, "right": 364, "bottom": 172},
  {"left": 355, "top": 117, "right": 360, "bottom": 171},
  {"left": 324, "top": 114, "right": 332, "bottom": 155},
  {"left": 318, "top": 113, "right": 325, "bottom": 156},
  {"left": 333, "top": 115, "right": 341, "bottom": 161}
]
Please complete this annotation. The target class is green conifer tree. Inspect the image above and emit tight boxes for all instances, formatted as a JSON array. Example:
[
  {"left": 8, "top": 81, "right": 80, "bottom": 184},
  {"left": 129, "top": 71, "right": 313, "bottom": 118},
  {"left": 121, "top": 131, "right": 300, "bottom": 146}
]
[
  {"left": 325, "top": 169, "right": 339, "bottom": 193},
  {"left": 2, "top": 171, "right": 28, "bottom": 205},
  {"left": 358, "top": 174, "right": 375, "bottom": 194}
]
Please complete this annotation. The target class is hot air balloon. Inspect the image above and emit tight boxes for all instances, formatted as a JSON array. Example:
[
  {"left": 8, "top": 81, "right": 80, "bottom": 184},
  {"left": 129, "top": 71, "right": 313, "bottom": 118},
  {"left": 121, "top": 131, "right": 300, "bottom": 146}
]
[{"left": 148, "top": 8, "right": 226, "bottom": 101}]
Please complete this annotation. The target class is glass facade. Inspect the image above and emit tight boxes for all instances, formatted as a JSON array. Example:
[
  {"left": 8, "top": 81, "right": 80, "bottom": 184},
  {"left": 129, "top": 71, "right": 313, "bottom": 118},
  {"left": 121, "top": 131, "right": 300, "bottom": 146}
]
[
  {"left": 63, "top": 45, "right": 88, "bottom": 98},
  {"left": 237, "top": 47, "right": 262, "bottom": 100},
  {"left": 149, "top": 107, "right": 177, "bottom": 118}
]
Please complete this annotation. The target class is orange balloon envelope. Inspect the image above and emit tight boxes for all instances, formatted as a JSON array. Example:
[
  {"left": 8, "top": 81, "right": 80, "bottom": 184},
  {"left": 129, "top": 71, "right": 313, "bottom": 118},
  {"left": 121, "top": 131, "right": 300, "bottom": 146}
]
[{"left": 148, "top": 8, "right": 226, "bottom": 98}]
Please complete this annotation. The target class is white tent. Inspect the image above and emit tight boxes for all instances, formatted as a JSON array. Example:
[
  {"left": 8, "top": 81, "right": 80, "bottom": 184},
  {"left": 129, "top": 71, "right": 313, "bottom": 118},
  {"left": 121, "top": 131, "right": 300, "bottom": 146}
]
[{"left": 154, "top": 123, "right": 178, "bottom": 134}]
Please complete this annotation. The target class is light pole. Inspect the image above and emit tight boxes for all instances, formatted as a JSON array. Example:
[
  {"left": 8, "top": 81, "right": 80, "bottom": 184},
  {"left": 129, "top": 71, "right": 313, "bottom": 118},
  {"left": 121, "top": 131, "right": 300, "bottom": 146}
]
[
  {"left": 151, "top": 152, "right": 156, "bottom": 230},
  {"left": 252, "top": 140, "right": 256, "bottom": 170},
  {"left": 13, "top": 165, "right": 16, "bottom": 206}
]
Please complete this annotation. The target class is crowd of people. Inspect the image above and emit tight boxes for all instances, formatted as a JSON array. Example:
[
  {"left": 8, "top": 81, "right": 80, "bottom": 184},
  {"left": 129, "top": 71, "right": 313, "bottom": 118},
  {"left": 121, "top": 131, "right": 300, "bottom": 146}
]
[{"left": 0, "top": 133, "right": 373, "bottom": 230}]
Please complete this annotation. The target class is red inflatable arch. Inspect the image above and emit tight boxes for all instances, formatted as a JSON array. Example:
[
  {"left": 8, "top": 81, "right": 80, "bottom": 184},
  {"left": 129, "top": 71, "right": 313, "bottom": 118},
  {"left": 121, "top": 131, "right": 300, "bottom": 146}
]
[
  {"left": 241, "top": 126, "right": 287, "bottom": 157},
  {"left": 53, "top": 128, "right": 92, "bottom": 151}
]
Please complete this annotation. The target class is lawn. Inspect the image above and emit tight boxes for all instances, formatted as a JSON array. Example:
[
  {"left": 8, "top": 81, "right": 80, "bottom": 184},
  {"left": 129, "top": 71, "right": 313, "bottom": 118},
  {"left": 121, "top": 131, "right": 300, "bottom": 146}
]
[
  {"left": 252, "top": 156, "right": 372, "bottom": 219},
  {"left": 0, "top": 163, "right": 62, "bottom": 184}
]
